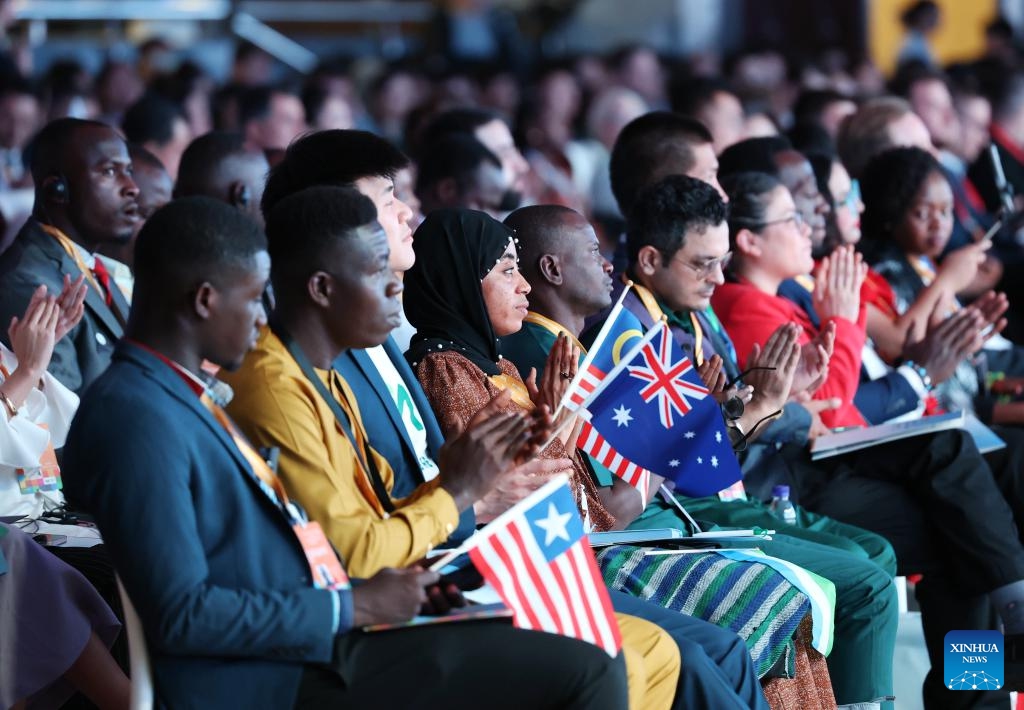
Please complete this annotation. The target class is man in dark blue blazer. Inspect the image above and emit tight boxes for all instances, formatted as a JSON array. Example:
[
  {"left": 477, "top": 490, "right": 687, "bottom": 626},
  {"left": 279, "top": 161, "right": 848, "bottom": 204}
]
[
  {"left": 336, "top": 339, "right": 477, "bottom": 543},
  {"left": 0, "top": 119, "right": 137, "bottom": 394},
  {"left": 63, "top": 197, "right": 628, "bottom": 709}
]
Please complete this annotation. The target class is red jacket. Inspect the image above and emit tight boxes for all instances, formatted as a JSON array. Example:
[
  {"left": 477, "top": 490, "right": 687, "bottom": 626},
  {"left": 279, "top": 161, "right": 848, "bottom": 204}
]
[{"left": 711, "top": 280, "right": 867, "bottom": 429}]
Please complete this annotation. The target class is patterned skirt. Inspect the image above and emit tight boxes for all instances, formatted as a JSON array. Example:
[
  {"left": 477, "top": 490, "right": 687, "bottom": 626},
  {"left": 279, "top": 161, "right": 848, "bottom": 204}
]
[{"left": 597, "top": 545, "right": 811, "bottom": 679}]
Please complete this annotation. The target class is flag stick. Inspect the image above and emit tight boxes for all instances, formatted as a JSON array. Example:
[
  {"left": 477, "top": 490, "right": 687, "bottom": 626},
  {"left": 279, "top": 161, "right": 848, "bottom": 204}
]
[
  {"left": 554, "top": 281, "right": 635, "bottom": 418},
  {"left": 537, "top": 411, "right": 582, "bottom": 452},
  {"left": 659, "top": 484, "right": 704, "bottom": 534}
]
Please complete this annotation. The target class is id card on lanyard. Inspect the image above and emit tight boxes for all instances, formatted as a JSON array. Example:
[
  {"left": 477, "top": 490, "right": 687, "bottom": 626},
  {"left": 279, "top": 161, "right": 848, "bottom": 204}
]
[
  {"left": 17, "top": 423, "right": 62, "bottom": 494},
  {"left": 201, "top": 385, "right": 351, "bottom": 592}
]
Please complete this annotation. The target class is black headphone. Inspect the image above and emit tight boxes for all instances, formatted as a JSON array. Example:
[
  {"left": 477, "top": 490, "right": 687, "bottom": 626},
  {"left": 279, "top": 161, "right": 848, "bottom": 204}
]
[
  {"left": 44, "top": 175, "right": 70, "bottom": 202},
  {"left": 232, "top": 183, "right": 252, "bottom": 209}
]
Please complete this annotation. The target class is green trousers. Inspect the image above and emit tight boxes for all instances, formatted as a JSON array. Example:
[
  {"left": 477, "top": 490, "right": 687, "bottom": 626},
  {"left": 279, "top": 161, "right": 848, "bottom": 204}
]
[{"left": 682, "top": 495, "right": 899, "bottom": 707}]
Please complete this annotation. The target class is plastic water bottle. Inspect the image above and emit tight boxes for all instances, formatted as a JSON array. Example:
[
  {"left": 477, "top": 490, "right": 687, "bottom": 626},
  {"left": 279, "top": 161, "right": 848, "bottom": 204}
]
[{"left": 769, "top": 485, "right": 797, "bottom": 525}]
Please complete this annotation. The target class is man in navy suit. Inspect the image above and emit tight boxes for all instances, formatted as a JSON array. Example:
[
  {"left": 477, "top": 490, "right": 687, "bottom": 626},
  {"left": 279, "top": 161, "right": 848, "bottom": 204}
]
[
  {"left": 62, "top": 196, "right": 628, "bottom": 709},
  {"left": 0, "top": 118, "right": 139, "bottom": 394}
]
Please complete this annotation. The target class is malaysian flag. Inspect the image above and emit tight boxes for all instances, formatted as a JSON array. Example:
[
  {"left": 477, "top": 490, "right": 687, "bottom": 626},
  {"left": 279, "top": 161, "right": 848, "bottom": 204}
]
[
  {"left": 578, "top": 421, "right": 650, "bottom": 494},
  {"left": 467, "top": 476, "right": 622, "bottom": 657},
  {"left": 579, "top": 321, "right": 742, "bottom": 497},
  {"left": 563, "top": 283, "right": 646, "bottom": 411}
]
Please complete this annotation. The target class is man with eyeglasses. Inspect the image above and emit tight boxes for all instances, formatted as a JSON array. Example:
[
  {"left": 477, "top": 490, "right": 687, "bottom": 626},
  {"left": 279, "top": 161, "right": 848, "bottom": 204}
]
[{"left": 584, "top": 172, "right": 901, "bottom": 709}]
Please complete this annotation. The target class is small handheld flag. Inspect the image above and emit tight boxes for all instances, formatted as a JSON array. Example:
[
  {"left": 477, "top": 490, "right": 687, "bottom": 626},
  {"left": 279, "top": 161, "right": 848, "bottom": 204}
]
[
  {"left": 580, "top": 322, "right": 742, "bottom": 497},
  {"left": 461, "top": 476, "right": 622, "bottom": 657}
]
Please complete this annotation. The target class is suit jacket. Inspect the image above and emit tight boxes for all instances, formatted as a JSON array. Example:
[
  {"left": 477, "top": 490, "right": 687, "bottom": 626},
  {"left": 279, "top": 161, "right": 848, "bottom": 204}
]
[
  {"left": 0, "top": 219, "right": 130, "bottom": 394},
  {"left": 335, "top": 337, "right": 476, "bottom": 544},
  {"left": 62, "top": 343, "right": 341, "bottom": 710}
]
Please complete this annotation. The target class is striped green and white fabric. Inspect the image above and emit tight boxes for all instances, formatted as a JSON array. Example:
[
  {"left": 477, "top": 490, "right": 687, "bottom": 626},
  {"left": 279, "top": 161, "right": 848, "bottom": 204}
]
[{"left": 597, "top": 544, "right": 821, "bottom": 678}]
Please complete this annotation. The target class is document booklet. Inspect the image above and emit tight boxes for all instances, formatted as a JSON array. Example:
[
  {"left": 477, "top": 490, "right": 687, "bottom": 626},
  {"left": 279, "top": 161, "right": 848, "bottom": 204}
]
[
  {"left": 588, "top": 528, "right": 685, "bottom": 547},
  {"left": 810, "top": 411, "right": 965, "bottom": 460},
  {"left": 360, "top": 602, "right": 513, "bottom": 632}
]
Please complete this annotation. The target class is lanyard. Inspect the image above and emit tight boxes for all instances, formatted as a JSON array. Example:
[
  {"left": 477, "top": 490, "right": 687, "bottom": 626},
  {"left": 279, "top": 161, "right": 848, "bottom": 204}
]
[
  {"left": 270, "top": 322, "right": 396, "bottom": 515},
  {"left": 38, "top": 223, "right": 124, "bottom": 326},
  {"left": 199, "top": 392, "right": 305, "bottom": 521},
  {"left": 632, "top": 280, "right": 704, "bottom": 365},
  {"left": 523, "top": 311, "right": 586, "bottom": 352}
]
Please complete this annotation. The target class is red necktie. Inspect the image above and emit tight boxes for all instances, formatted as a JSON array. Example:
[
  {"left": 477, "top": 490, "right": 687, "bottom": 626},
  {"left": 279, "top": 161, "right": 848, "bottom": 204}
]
[{"left": 91, "top": 259, "right": 113, "bottom": 306}]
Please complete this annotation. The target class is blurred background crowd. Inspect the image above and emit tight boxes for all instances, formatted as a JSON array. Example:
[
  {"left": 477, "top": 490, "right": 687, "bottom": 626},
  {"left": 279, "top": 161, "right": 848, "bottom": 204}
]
[{"left": 0, "top": 0, "right": 1021, "bottom": 260}]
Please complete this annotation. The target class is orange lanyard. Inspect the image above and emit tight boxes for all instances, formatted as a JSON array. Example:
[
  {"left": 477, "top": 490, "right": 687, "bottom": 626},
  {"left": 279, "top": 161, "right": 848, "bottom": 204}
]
[
  {"left": 37, "top": 223, "right": 105, "bottom": 298},
  {"left": 199, "top": 394, "right": 294, "bottom": 509}
]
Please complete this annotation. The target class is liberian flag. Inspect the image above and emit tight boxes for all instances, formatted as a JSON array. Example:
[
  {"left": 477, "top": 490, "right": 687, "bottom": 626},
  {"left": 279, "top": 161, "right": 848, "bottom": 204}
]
[{"left": 467, "top": 476, "right": 622, "bottom": 657}]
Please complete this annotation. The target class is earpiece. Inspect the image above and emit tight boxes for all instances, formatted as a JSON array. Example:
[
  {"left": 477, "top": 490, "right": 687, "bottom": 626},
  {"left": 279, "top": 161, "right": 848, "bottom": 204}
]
[
  {"left": 231, "top": 183, "right": 252, "bottom": 209},
  {"left": 44, "top": 175, "right": 69, "bottom": 202}
]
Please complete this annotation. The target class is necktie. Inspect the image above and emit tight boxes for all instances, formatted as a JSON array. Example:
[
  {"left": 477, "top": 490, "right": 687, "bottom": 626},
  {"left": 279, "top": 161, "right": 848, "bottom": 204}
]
[{"left": 91, "top": 259, "right": 113, "bottom": 307}]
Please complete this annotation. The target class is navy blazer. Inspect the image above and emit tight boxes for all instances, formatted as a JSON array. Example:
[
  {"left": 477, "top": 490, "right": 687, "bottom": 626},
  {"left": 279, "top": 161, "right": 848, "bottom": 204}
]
[
  {"left": 0, "top": 219, "right": 130, "bottom": 394},
  {"left": 777, "top": 278, "right": 920, "bottom": 424},
  {"left": 335, "top": 337, "right": 476, "bottom": 544},
  {"left": 63, "top": 344, "right": 342, "bottom": 710}
]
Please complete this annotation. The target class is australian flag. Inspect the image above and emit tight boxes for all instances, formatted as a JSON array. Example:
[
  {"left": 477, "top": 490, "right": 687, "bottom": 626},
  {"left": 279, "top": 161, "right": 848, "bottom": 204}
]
[{"left": 580, "top": 322, "right": 742, "bottom": 497}]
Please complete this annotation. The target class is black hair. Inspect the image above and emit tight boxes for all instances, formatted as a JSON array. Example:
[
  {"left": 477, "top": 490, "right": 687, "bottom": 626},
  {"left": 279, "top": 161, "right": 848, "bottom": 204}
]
[
  {"left": 261, "top": 129, "right": 409, "bottom": 217},
  {"left": 28, "top": 117, "right": 116, "bottom": 185},
  {"left": 901, "top": 1, "right": 939, "bottom": 30},
  {"left": 787, "top": 122, "right": 835, "bottom": 159},
  {"left": 235, "top": 41, "right": 266, "bottom": 63},
  {"left": 609, "top": 111, "right": 713, "bottom": 217},
  {"left": 237, "top": 86, "right": 273, "bottom": 125},
  {"left": 121, "top": 93, "right": 186, "bottom": 147},
  {"left": 860, "top": 146, "right": 943, "bottom": 244},
  {"left": 721, "top": 171, "right": 783, "bottom": 246},
  {"left": 133, "top": 196, "right": 267, "bottom": 303},
  {"left": 792, "top": 89, "right": 853, "bottom": 126},
  {"left": 0, "top": 76, "right": 37, "bottom": 100},
  {"left": 128, "top": 143, "right": 167, "bottom": 173},
  {"left": 176, "top": 131, "right": 251, "bottom": 195},
  {"left": 415, "top": 134, "right": 501, "bottom": 199},
  {"left": 986, "top": 17, "right": 1014, "bottom": 41},
  {"left": 626, "top": 174, "right": 728, "bottom": 265},
  {"left": 988, "top": 71, "right": 1024, "bottom": 123},
  {"left": 264, "top": 184, "right": 378, "bottom": 295},
  {"left": 413, "top": 107, "right": 503, "bottom": 160},
  {"left": 300, "top": 83, "right": 331, "bottom": 127},
  {"left": 717, "top": 135, "right": 792, "bottom": 180},
  {"left": 889, "top": 64, "right": 949, "bottom": 100},
  {"left": 669, "top": 76, "right": 737, "bottom": 119},
  {"left": 503, "top": 204, "right": 583, "bottom": 279}
]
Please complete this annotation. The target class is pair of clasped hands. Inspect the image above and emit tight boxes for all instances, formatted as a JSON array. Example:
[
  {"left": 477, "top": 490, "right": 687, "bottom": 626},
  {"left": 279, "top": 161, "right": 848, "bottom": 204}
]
[
  {"left": 356, "top": 335, "right": 580, "bottom": 627},
  {"left": 697, "top": 244, "right": 1011, "bottom": 440},
  {"left": 2, "top": 276, "right": 87, "bottom": 408},
  {"left": 696, "top": 247, "right": 866, "bottom": 440}
]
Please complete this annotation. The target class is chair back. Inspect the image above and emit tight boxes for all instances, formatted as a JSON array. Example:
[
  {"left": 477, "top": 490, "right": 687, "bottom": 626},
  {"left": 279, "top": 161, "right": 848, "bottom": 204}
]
[{"left": 115, "top": 576, "right": 154, "bottom": 710}]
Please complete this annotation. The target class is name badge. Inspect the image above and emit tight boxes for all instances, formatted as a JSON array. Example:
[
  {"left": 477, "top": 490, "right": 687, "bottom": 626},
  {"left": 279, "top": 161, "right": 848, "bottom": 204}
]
[
  {"left": 292, "top": 521, "right": 350, "bottom": 591},
  {"left": 17, "top": 424, "right": 62, "bottom": 495}
]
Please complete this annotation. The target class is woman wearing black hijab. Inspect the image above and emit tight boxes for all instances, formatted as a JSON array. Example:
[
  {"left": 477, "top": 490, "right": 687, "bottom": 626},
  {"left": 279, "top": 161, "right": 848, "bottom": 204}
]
[
  {"left": 406, "top": 210, "right": 820, "bottom": 691},
  {"left": 404, "top": 209, "right": 610, "bottom": 527}
]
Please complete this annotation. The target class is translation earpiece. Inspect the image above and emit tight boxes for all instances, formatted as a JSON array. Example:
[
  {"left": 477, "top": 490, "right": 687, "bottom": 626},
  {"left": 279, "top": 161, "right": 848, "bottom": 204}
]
[{"left": 44, "top": 175, "right": 70, "bottom": 203}]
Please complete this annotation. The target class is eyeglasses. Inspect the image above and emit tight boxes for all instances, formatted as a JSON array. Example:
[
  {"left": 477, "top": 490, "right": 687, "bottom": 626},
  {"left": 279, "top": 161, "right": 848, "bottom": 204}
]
[
  {"left": 758, "top": 212, "right": 806, "bottom": 229},
  {"left": 838, "top": 179, "right": 861, "bottom": 211},
  {"left": 671, "top": 251, "right": 733, "bottom": 278}
]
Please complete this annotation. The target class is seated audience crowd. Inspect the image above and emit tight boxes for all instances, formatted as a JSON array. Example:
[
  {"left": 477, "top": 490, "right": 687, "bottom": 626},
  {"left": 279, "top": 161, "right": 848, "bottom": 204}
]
[{"left": 6, "top": 16, "right": 1024, "bottom": 709}]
